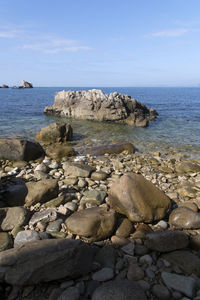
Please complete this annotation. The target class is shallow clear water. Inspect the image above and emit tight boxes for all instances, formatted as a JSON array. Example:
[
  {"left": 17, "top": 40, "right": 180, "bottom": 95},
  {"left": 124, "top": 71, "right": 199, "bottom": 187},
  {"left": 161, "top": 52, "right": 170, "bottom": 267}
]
[{"left": 0, "top": 87, "right": 199, "bottom": 158}]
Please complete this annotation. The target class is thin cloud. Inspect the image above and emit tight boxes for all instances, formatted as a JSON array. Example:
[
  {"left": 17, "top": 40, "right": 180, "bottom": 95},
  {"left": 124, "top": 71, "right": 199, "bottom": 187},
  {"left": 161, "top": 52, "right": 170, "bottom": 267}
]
[
  {"left": 0, "top": 24, "right": 91, "bottom": 53},
  {"left": 144, "top": 28, "right": 189, "bottom": 38}
]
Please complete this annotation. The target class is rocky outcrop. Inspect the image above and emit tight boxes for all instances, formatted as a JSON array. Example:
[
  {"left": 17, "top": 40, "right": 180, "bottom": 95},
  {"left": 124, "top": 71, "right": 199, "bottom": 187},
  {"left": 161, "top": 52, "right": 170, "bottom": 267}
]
[
  {"left": 0, "top": 139, "right": 44, "bottom": 161},
  {"left": 1, "top": 84, "right": 9, "bottom": 88},
  {"left": 44, "top": 89, "right": 158, "bottom": 127},
  {"left": 21, "top": 80, "right": 33, "bottom": 88}
]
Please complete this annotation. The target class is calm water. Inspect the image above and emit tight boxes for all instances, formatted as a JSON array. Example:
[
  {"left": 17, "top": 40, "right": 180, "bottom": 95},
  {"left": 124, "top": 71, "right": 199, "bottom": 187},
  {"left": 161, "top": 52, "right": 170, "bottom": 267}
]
[{"left": 0, "top": 87, "right": 199, "bottom": 158}]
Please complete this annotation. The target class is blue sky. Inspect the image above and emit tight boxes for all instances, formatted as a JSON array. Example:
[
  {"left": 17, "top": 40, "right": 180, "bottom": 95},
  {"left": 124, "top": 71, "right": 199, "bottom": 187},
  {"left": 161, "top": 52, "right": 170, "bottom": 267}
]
[{"left": 0, "top": 0, "right": 200, "bottom": 87}]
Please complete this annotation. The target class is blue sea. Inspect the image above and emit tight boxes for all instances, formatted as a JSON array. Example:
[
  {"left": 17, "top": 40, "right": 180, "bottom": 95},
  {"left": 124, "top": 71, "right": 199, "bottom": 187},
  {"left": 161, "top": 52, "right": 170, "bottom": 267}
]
[{"left": 0, "top": 87, "right": 199, "bottom": 159}]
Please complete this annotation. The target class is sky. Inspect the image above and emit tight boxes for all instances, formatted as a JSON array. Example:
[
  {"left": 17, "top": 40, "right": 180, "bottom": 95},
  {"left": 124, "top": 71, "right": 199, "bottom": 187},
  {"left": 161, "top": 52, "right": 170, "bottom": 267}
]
[{"left": 0, "top": 0, "right": 200, "bottom": 87}]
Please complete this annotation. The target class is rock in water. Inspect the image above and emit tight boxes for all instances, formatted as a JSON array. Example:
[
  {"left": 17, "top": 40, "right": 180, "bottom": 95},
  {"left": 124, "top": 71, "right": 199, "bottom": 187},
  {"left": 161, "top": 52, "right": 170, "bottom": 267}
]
[
  {"left": 44, "top": 89, "right": 158, "bottom": 127},
  {"left": 21, "top": 80, "right": 33, "bottom": 88},
  {"left": 65, "top": 207, "right": 116, "bottom": 242},
  {"left": 108, "top": 173, "right": 171, "bottom": 223},
  {"left": 36, "top": 122, "right": 73, "bottom": 143},
  {"left": 0, "top": 139, "right": 44, "bottom": 161},
  {"left": 0, "top": 239, "right": 95, "bottom": 285},
  {"left": 87, "top": 142, "right": 135, "bottom": 156}
]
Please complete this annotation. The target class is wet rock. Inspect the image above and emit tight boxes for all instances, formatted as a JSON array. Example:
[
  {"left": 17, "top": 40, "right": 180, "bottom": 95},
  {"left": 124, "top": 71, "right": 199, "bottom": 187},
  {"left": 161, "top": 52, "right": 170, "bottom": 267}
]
[
  {"left": 161, "top": 271, "right": 196, "bottom": 298},
  {"left": 92, "top": 279, "right": 147, "bottom": 300},
  {"left": 14, "top": 230, "right": 41, "bottom": 247},
  {"left": 92, "top": 268, "right": 114, "bottom": 281},
  {"left": 88, "top": 142, "right": 135, "bottom": 156},
  {"left": 44, "top": 89, "right": 157, "bottom": 127},
  {"left": 109, "top": 173, "right": 171, "bottom": 223},
  {"left": 63, "top": 162, "right": 95, "bottom": 177},
  {"left": 0, "top": 239, "right": 95, "bottom": 285},
  {"left": 0, "top": 139, "right": 44, "bottom": 161},
  {"left": 25, "top": 179, "right": 59, "bottom": 207},
  {"left": 36, "top": 122, "right": 73, "bottom": 144},
  {"left": 0, "top": 232, "right": 13, "bottom": 251},
  {"left": 65, "top": 207, "right": 116, "bottom": 242},
  {"left": 169, "top": 207, "right": 200, "bottom": 229},
  {"left": 162, "top": 250, "right": 200, "bottom": 276},
  {"left": 45, "top": 144, "right": 75, "bottom": 159},
  {"left": 29, "top": 209, "right": 57, "bottom": 226},
  {"left": 144, "top": 230, "right": 189, "bottom": 252},
  {"left": 1, "top": 207, "right": 30, "bottom": 231}
]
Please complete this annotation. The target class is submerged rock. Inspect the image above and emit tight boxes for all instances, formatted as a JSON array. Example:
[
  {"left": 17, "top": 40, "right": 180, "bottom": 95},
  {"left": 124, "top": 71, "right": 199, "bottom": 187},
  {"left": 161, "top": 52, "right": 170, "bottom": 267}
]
[
  {"left": 87, "top": 142, "right": 135, "bottom": 156},
  {"left": 44, "top": 89, "right": 158, "bottom": 127},
  {"left": 108, "top": 173, "right": 171, "bottom": 223},
  {"left": 36, "top": 122, "right": 73, "bottom": 144}
]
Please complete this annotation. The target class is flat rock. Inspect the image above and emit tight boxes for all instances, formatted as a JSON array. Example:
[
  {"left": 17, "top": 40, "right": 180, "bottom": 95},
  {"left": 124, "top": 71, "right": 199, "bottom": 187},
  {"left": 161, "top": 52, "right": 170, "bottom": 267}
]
[
  {"left": 65, "top": 207, "right": 116, "bottom": 242},
  {"left": 87, "top": 142, "right": 135, "bottom": 156},
  {"left": 1, "top": 207, "right": 30, "bottom": 231},
  {"left": 162, "top": 250, "right": 200, "bottom": 276},
  {"left": 45, "top": 144, "right": 75, "bottom": 159},
  {"left": 91, "top": 171, "right": 108, "bottom": 181},
  {"left": 109, "top": 173, "right": 171, "bottom": 223},
  {"left": 81, "top": 189, "right": 107, "bottom": 205},
  {"left": 25, "top": 179, "right": 59, "bottom": 207},
  {"left": 92, "top": 279, "right": 147, "bottom": 300},
  {"left": 0, "top": 139, "right": 44, "bottom": 161},
  {"left": 29, "top": 209, "right": 57, "bottom": 226},
  {"left": 44, "top": 89, "right": 157, "bottom": 127},
  {"left": 161, "top": 271, "right": 196, "bottom": 298},
  {"left": 176, "top": 162, "right": 200, "bottom": 174},
  {"left": 169, "top": 207, "right": 200, "bottom": 229},
  {"left": 0, "top": 238, "right": 95, "bottom": 285},
  {"left": 36, "top": 122, "right": 73, "bottom": 143},
  {"left": 63, "top": 162, "right": 95, "bottom": 178},
  {"left": 144, "top": 230, "right": 189, "bottom": 252}
]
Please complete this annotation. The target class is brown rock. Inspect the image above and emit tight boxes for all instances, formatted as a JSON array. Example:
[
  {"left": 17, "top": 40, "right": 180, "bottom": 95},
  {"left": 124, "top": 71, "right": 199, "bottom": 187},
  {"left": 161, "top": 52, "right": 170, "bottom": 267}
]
[
  {"left": 169, "top": 207, "right": 200, "bottom": 229},
  {"left": 25, "top": 179, "right": 59, "bottom": 207},
  {"left": 109, "top": 173, "right": 171, "bottom": 223},
  {"left": 36, "top": 122, "right": 73, "bottom": 144},
  {"left": 144, "top": 230, "right": 189, "bottom": 252},
  {"left": 176, "top": 162, "right": 200, "bottom": 174},
  {"left": 45, "top": 144, "right": 75, "bottom": 160},
  {"left": 0, "top": 139, "right": 44, "bottom": 161},
  {"left": 116, "top": 218, "right": 133, "bottom": 238},
  {"left": 65, "top": 207, "right": 116, "bottom": 242},
  {"left": 127, "top": 263, "right": 145, "bottom": 281}
]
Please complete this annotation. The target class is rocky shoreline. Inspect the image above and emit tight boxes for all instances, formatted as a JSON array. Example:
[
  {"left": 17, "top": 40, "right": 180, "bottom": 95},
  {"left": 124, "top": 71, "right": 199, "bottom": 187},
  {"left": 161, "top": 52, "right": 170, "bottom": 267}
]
[{"left": 0, "top": 133, "right": 200, "bottom": 299}]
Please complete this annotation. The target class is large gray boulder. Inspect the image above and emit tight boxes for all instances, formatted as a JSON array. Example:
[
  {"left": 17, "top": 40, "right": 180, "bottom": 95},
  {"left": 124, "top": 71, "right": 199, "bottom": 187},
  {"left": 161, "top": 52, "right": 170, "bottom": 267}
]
[
  {"left": 0, "top": 139, "right": 44, "bottom": 161},
  {"left": 44, "top": 89, "right": 158, "bottom": 127},
  {"left": 0, "top": 239, "right": 95, "bottom": 285},
  {"left": 108, "top": 173, "right": 171, "bottom": 223}
]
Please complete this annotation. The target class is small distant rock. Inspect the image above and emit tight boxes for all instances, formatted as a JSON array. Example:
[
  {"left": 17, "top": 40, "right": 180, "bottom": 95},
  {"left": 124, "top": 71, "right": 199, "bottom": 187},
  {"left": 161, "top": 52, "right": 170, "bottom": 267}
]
[
  {"left": 21, "top": 80, "right": 33, "bottom": 88},
  {"left": 1, "top": 84, "right": 9, "bottom": 88}
]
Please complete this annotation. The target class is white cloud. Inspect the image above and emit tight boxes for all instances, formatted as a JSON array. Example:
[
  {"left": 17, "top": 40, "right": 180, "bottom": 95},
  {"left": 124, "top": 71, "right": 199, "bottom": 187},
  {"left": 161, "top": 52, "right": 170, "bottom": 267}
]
[
  {"left": 145, "top": 28, "right": 189, "bottom": 38},
  {"left": 0, "top": 24, "right": 91, "bottom": 53}
]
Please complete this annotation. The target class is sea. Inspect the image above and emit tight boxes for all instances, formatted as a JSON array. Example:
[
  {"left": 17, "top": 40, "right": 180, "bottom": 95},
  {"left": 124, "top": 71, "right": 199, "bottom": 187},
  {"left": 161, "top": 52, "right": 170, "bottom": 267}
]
[{"left": 0, "top": 87, "right": 199, "bottom": 159}]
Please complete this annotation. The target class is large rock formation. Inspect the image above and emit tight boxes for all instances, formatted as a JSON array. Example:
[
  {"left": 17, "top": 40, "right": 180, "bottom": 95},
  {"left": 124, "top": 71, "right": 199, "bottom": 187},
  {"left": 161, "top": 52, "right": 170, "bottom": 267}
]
[{"left": 44, "top": 89, "right": 158, "bottom": 127}]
